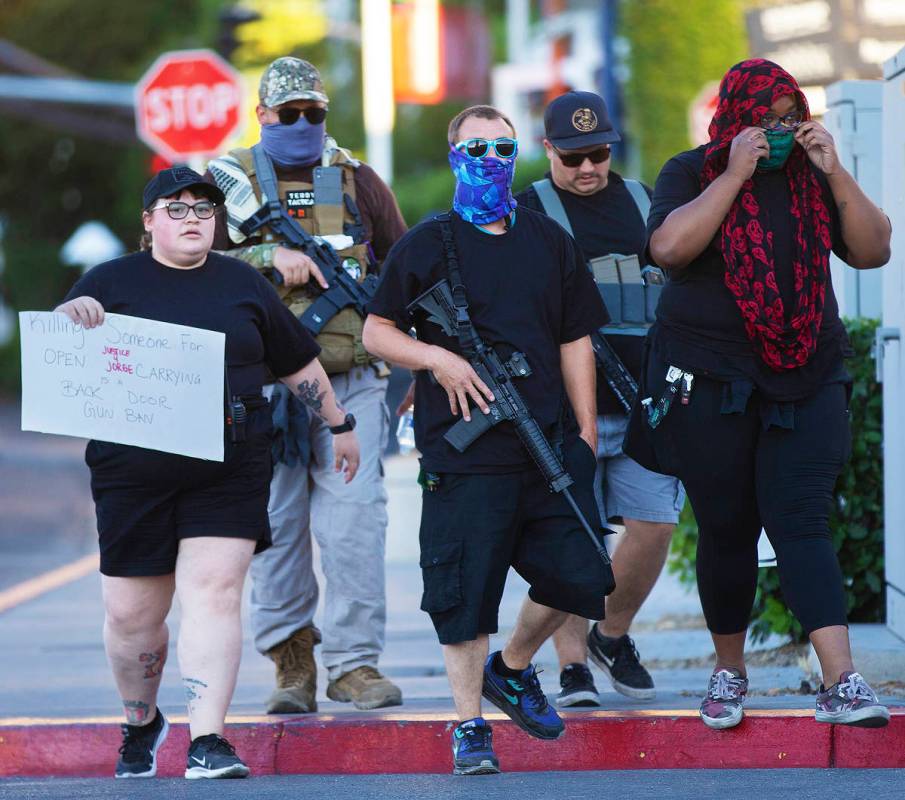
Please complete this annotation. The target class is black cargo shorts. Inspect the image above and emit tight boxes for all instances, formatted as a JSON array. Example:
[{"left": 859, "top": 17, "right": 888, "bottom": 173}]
[{"left": 418, "top": 436, "right": 614, "bottom": 645}]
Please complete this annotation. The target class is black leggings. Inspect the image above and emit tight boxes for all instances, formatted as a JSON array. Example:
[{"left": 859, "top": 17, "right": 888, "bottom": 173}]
[{"left": 650, "top": 365, "right": 851, "bottom": 636}]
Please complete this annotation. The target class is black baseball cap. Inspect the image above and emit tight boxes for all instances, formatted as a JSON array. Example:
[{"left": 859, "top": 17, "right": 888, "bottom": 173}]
[
  {"left": 544, "top": 90, "right": 621, "bottom": 150},
  {"left": 142, "top": 166, "right": 225, "bottom": 210}
]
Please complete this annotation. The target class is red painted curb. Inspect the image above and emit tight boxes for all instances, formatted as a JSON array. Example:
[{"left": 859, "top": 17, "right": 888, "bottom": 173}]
[
  {"left": 832, "top": 717, "right": 905, "bottom": 768},
  {"left": 0, "top": 711, "right": 902, "bottom": 777}
]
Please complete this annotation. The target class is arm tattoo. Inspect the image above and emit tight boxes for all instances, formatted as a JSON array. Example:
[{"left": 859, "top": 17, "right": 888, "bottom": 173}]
[
  {"left": 183, "top": 677, "right": 208, "bottom": 706},
  {"left": 139, "top": 647, "right": 166, "bottom": 680},
  {"left": 123, "top": 700, "right": 150, "bottom": 724},
  {"left": 297, "top": 378, "right": 328, "bottom": 421}
]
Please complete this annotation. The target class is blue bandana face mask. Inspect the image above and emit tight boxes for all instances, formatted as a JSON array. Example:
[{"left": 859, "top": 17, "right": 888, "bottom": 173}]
[
  {"left": 260, "top": 117, "right": 326, "bottom": 168},
  {"left": 756, "top": 129, "right": 795, "bottom": 172},
  {"left": 448, "top": 146, "right": 517, "bottom": 225}
]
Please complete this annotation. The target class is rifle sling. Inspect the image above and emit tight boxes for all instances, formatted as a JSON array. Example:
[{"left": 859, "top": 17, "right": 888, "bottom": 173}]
[
  {"left": 249, "top": 144, "right": 318, "bottom": 250},
  {"left": 437, "top": 214, "right": 481, "bottom": 360}
]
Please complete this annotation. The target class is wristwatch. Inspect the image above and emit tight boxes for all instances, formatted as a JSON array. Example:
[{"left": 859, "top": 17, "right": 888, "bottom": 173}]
[{"left": 329, "top": 413, "right": 356, "bottom": 435}]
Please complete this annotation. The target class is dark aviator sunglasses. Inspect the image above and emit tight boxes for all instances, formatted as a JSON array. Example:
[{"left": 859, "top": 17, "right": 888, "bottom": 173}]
[{"left": 277, "top": 106, "right": 328, "bottom": 126}]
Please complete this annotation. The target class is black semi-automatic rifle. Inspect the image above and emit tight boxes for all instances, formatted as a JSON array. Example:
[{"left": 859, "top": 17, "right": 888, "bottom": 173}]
[
  {"left": 590, "top": 331, "right": 639, "bottom": 414},
  {"left": 238, "top": 144, "right": 378, "bottom": 336},
  {"left": 408, "top": 278, "right": 612, "bottom": 567},
  {"left": 241, "top": 203, "right": 378, "bottom": 336}
]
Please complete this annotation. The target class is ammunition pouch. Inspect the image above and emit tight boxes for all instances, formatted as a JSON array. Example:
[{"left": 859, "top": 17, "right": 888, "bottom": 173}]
[{"left": 591, "top": 253, "right": 665, "bottom": 336}]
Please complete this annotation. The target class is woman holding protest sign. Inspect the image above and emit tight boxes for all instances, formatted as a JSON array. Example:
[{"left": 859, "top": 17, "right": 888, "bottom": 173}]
[
  {"left": 55, "top": 167, "right": 359, "bottom": 780},
  {"left": 630, "top": 59, "right": 891, "bottom": 732}
]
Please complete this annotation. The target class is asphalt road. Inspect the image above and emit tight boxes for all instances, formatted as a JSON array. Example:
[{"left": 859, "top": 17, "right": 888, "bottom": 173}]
[
  {"left": 0, "top": 404, "right": 95, "bottom": 591},
  {"left": 1, "top": 770, "right": 903, "bottom": 800}
]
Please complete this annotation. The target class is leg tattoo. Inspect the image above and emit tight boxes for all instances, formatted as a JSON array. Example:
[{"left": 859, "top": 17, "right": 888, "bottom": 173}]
[
  {"left": 139, "top": 646, "right": 166, "bottom": 680},
  {"left": 183, "top": 677, "right": 208, "bottom": 711},
  {"left": 123, "top": 699, "right": 150, "bottom": 724}
]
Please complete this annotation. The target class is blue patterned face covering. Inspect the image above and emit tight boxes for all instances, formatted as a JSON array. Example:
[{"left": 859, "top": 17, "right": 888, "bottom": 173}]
[
  {"left": 448, "top": 146, "right": 517, "bottom": 225},
  {"left": 260, "top": 117, "right": 325, "bottom": 168}
]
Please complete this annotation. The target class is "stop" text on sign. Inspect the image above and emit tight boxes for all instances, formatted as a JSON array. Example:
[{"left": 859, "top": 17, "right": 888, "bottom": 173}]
[{"left": 144, "top": 83, "right": 239, "bottom": 132}]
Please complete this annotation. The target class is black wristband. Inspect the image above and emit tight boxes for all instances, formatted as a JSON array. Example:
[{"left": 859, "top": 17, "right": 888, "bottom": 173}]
[{"left": 329, "top": 412, "right": 356, "bottom": 435}]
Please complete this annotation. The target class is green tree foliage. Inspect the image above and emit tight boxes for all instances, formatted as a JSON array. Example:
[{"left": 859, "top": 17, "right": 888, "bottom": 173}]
[
  {"left": 668, "top": 319, "right": 886, "bottom": 643},
  {"left": 621, "top": 0, "right": 747, "bottom": 184}
]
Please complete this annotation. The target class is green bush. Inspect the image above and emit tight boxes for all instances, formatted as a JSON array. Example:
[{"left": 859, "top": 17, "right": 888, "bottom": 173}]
[
  {"left": 621, "top": 0, "right": 747, "bottom": 185},
  {"left": 667, "top": 318, "right": 885, "bottom": 643}
]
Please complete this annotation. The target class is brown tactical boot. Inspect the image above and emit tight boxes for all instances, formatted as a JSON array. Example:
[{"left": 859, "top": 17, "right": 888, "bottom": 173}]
[
  {"left": 264, "top": 627, "right": 319, "bottom": 714},
  {"left": 326, "top": 666, "right": 403, "bottom": 710}
]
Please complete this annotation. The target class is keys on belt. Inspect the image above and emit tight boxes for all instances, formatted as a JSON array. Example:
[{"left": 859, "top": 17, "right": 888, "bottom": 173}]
[{"left": 642, "top": 365, "right": 694, "bottom": 429}]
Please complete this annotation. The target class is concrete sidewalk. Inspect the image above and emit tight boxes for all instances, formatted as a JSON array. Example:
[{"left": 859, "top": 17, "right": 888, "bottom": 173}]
[{"left": 1, "top": 441, "right": 903, "bottom": 776}]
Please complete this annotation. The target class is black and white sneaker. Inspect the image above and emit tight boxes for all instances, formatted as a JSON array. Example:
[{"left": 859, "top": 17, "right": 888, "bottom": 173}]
[
  {"left": 587, "top": 628, "right": 656, "bottom": 700},
  {"left": 114, "top": 708, "right": 169, "bottom": 778},
  {"left": 184, "top": 734, "right": 250, "bottom": 779},
  {"left": 555, "top": 663, "right": 601, "bottom": 708}
]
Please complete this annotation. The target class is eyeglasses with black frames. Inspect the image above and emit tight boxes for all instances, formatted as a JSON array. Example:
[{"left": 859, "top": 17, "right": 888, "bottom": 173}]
[
  {"left": 758, "top": 110, "right": 803, "bottom": 132},
  {"left": 150, "top": 200, "right": 217, "bottom": 220}
]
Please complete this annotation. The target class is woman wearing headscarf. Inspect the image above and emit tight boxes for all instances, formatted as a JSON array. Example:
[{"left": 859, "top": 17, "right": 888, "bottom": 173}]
[{"left": 630, "top": 59, "right": 891, "bottom": 730}]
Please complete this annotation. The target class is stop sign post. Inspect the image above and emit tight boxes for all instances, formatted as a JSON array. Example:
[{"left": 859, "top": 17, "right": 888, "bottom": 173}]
[{"left": 135, "top": 49, "right": 243, "bottom": 163}]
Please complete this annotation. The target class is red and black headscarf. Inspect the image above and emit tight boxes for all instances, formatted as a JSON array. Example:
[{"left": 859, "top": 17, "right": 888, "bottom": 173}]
[{"left": 703, "top": 59, "right": 832, "bottom": 371}]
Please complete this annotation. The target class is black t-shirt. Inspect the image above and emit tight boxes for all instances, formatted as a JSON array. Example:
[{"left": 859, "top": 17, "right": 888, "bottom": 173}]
[
  {"left": 367, "top": 209, "right": 609, "bottom": 473},
  {"left": 646, "top": 146, "right": 850, "bottom": 402},
  {"left": 516, "top": 171, "right": 651, "bottom": 415},
  {"left": 65, "top": 251, "right": 321, "bottom": 398}
]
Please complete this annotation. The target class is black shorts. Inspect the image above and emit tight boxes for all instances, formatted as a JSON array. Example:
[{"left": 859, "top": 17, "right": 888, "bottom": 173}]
[
  {"left": 418, "top": 436, "right": 615, "bottom": 645},
  {"left": 86, "top": 408, "right": 273, "bottom": 577}
]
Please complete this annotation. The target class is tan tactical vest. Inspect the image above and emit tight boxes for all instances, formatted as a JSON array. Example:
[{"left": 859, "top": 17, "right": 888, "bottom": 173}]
[{"left": 230, "top": 147, "right": 373, "bottom": 374}]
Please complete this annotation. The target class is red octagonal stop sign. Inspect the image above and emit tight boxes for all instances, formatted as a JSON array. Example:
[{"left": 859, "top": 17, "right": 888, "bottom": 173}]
[{"left": 135, "top": 49, "right": 243, "bottom": 162}]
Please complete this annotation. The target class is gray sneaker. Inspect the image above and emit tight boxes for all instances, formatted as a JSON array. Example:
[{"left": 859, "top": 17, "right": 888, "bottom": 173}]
[
  {"left": 815, "top": 671, "right": 890, "bottom": 728},
  {"left": 699, "top": 668, "right": 748, "bottom": 730}
]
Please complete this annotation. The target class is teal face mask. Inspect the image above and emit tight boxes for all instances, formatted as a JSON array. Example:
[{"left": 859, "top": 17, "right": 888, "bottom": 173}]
[{"left": 756, "top": 129, "right": 795, "bottom": 171}]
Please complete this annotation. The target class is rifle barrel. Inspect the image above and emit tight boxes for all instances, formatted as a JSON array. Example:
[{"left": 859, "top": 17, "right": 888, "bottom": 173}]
[{"left": 563, "top": 487, "right": 611, "bottom": 565}]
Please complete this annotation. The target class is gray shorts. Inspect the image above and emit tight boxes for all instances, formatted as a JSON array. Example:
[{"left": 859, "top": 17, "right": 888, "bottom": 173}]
[{"left": 594, "top": 413, "right": 685, "bottom": 525}]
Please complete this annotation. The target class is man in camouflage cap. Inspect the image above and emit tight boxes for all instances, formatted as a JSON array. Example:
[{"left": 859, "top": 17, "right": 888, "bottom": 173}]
[
  {"left": 207, "top": 56, "right": 407, "bottom": 714},
  {"left": 259, "top": 56, "right": 329, "bottom": 107}
]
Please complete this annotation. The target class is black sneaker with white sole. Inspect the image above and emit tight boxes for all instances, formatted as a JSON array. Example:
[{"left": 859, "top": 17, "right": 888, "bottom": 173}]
[
  {"left": 184, "top": 734, "right": 250, "bottom": 779},
  {"left": 587, "top": 628, "right": 655, "bottom": 700},
  {"left": 555, "top": 663, "right": 601, "bottom": 708},
  {"left": 114, "top": 708, "right": 169, "bottom": 778}
]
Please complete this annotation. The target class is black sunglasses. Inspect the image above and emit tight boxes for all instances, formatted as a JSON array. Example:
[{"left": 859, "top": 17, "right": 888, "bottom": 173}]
[
  {"left": 277, "top": 106, "right": 328, "bottom": 126},
  {"left": 555, "top": 145, "right": 611, "bottom": 167}
]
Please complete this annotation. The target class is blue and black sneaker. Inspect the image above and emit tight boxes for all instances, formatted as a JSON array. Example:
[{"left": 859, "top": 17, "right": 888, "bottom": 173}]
[
  {"left": 452, "top": 717, "right": 500, "bottom": 776},
  {"left": 482, "top": 652, "right": 564, "bottom": 740}
]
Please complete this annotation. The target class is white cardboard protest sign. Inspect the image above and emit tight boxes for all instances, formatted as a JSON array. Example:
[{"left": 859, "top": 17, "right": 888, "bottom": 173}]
[{"left": 20, "top": 312, "right": 226, "bottom": 461}]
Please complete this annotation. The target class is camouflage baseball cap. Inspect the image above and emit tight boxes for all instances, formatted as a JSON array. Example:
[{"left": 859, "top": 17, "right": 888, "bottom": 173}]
[{"left": 258, "top": 57, "right": 329, "bottom": 107}]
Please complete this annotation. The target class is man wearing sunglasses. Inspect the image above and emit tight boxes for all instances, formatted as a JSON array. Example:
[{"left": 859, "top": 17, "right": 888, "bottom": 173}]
[
  {"left": 516, "top": 91, "right": 685, "bottom": 709},
  {"left": 206, "top": 57, "right": 407, "bottom": 716},
  {"left": 364, "top": 105, "right": 612, "bottom": 775}
]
